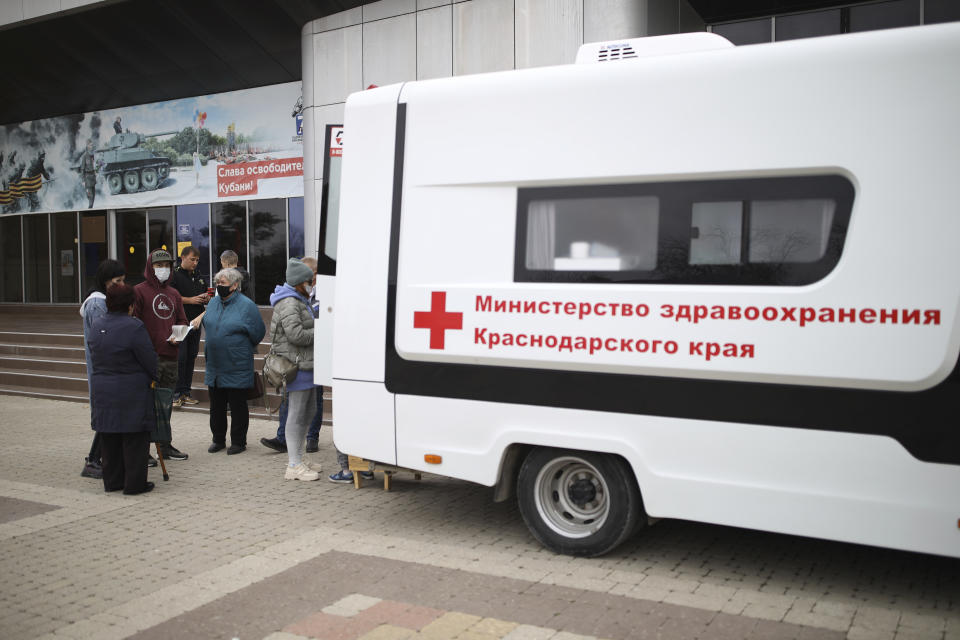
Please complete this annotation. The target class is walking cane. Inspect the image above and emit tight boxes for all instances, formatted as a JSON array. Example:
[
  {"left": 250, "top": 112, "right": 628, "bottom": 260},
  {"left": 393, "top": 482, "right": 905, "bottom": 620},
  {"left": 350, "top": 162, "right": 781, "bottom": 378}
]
[
  {"left": 155, "top": 444, "right": 170, "bottom": 482},
  {"left": 151, "top": 383, "right": 172, "bottom": 481}
]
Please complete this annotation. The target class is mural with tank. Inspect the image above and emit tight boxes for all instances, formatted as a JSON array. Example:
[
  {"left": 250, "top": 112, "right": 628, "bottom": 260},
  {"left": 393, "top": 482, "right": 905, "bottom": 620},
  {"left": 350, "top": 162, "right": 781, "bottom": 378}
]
[{"left": 97, "top": 130, "right": 176, "bottom": 194}]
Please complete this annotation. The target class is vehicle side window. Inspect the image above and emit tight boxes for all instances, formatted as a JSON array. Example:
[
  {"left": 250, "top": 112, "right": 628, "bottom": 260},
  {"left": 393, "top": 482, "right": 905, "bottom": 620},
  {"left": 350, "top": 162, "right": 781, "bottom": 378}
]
[{"left": 515, "top": 175, "right": 853, "bottom": 286}]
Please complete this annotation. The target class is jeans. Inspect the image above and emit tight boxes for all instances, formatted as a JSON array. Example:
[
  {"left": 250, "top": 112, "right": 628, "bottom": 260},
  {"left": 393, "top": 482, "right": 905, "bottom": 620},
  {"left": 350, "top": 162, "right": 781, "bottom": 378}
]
[
  {"left": 284, "top": 388, "right": 315, "bottom": 466},
  {"left": 276, "top": 387, "right": 323, "bottom": 441},
  {"left": 175, "top": 326, "right": 201, "bottom": 397}
]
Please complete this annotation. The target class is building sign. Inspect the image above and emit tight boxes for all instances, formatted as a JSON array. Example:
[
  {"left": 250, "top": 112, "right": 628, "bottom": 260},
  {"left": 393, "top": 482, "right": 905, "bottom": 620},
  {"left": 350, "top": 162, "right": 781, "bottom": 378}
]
[{"left": 0, "top": 82, "right": 304, "bottom": 214}]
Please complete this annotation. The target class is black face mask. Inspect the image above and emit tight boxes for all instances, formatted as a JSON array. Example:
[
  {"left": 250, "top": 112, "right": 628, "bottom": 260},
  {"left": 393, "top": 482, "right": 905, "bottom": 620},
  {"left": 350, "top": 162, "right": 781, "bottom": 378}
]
[{"left": 217, "top": 285, "right": 233, "bottom": 299}]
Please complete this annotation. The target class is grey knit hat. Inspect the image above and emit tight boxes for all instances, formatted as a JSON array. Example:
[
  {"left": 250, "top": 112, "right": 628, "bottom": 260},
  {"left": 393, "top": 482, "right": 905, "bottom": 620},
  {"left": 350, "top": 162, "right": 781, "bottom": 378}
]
[{"left": 285, "top": 258, "right": 313, "bottom": 286}]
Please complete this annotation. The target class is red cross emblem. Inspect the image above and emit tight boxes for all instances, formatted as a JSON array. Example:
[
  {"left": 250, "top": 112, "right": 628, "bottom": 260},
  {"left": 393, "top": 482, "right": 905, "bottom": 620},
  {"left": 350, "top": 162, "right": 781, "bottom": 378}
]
[{"left": 413, "top": 291, "right": 463, "bottom": 350}]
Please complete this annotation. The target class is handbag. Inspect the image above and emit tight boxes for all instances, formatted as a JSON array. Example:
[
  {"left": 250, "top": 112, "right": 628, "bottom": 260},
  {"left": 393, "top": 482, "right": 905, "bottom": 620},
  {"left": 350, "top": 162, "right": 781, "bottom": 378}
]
[
  {"left": 261, "top": 318, "right": 299, "bottom": 390},
  {"left": 246, "top": 371, "right": 264, "bottom": 401}
]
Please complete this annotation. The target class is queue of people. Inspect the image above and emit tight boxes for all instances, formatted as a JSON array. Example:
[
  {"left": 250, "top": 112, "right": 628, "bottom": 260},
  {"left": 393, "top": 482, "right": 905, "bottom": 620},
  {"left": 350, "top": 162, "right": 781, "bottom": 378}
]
[{"left": 79, "top": 252, "right": 344, "bottom": 493}]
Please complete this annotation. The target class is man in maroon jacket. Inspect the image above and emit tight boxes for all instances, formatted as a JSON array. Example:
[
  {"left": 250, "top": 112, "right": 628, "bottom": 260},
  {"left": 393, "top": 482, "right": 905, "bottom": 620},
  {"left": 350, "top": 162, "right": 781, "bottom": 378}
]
[{"left": 134, "top": 249, "right": 189, "bottom": 460}]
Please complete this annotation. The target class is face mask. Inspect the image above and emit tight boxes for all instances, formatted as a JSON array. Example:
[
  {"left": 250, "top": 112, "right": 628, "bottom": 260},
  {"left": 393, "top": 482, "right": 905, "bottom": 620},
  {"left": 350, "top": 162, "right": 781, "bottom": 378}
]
[
  {"left": 216, "top": 285, "right": 232, "bottom": 298},
  {"left": 154, "top": 267, "right": 170, "bottom": 283}
]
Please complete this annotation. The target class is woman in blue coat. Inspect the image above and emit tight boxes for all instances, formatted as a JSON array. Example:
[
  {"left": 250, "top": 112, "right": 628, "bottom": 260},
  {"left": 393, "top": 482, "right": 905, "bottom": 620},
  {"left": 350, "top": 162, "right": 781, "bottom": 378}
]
[
  {"left": 199, "top": 267, "right": 266, "bottom": 454},
  {"left": 88, "top": 284, "right": 158, "bottom": 495}
]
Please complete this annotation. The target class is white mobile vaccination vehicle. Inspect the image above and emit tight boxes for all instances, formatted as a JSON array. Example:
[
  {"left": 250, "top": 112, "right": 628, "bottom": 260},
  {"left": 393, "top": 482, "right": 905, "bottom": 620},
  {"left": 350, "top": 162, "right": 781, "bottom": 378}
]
[{"left": 313, "top": 23, "right": 960, "bottom": 557}]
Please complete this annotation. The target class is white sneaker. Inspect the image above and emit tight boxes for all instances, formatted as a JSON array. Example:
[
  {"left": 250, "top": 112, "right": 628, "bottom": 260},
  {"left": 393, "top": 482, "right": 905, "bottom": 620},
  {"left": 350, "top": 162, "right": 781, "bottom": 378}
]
[
  {"left": 284, "top": 462, "right": 319, "bottom": 481},
  {"left": 306, "top": 461, "right": 322, "bottom": 472}
]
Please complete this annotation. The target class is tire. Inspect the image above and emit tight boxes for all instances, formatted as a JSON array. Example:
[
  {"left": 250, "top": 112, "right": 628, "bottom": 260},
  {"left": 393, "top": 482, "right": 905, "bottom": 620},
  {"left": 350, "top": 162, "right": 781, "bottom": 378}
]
[
  {"left": 517, "top": 447, "right": 644, "bottom": 557},
  {"left": 123, "top": 171, "right": 139, "bottom": 192},
  {"left": 141, "top": 168, "right": 158, "bottom": 190},
  {"left": 158, "top": 164, "right": 169, "bottom": 180},
  {"left": 106, "top": 173, "right": 123, "bottom": 195}
]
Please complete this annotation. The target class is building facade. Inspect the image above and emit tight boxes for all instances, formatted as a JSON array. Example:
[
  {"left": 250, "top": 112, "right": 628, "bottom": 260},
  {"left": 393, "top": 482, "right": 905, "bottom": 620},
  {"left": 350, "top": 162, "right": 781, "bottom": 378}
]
[{"left": 0, "top": 0, "right": 956, "bottom": 306}]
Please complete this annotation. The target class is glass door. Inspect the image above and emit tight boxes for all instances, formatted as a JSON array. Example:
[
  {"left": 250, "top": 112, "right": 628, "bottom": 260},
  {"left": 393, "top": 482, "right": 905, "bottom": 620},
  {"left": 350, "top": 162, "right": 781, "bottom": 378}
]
[
  {"left": 147, "top": 207, "right": 174, "bottom": 256},
  {"left": 116, "top": 207, "right": 174, "bottom": 285},
  {"left": 80, "top": 211, "right": 107, "bottom": 295},
  {"left": 51, "top": 212, "right": 78, "bottom": 303},
  {"left": 116, "top": 210, "right": 146, "bottom": 285}
]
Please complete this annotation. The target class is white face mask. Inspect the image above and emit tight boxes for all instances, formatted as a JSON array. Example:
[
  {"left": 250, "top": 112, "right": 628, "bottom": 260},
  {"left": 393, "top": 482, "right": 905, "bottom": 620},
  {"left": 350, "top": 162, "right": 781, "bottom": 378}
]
[{"left": 154, "top": 267, "right": 171, "bottom": 283}]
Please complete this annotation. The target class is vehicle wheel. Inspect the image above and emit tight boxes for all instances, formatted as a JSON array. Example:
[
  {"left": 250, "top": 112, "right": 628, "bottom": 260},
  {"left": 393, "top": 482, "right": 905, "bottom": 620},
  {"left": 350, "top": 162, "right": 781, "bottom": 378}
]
[
  {"left": 123, "top": 171, "right": 140, "bottom": 192},
  {"left": 158, "top": 164, "right": 169, "bottom": 180},
  {"left": 517, "top": 447, "right": 644, "bottom": 557},
  {"left": 106, "top": 173, "right": 123, "bottom": 195},
  {"left": 141, "top": 168, "right": 158, "bottom": 190}
]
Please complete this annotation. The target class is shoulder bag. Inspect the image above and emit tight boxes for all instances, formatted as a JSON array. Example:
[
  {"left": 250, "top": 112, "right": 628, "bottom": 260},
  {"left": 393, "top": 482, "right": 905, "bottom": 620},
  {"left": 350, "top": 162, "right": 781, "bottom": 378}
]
[{"left": 261, "top": 317, "right": 299, "bottom": 391}]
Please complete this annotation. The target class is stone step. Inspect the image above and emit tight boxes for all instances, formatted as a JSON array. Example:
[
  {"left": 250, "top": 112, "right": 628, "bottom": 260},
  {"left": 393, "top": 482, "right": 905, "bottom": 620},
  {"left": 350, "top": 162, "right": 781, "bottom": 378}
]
[
  {"left": 0, "top": 381, "right": 90, "bottom": 404},
  {"left": 0, "top": 352, "right": 289, "bottom": 387},
  {"left": 0, "top": 343, "right": 87, "bottom": 359},
  {"left": 0, "top": 331, "right": 84, "bottom": 347},
  {"left": 0, "top": 366, "right": 331, "bottom": 413}
]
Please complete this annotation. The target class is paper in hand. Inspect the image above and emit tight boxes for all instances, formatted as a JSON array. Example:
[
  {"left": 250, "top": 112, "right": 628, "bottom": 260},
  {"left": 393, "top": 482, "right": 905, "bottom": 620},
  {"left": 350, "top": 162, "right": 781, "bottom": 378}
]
[{"left": 168, "top": 325, "right": 192, "bottom": 341}]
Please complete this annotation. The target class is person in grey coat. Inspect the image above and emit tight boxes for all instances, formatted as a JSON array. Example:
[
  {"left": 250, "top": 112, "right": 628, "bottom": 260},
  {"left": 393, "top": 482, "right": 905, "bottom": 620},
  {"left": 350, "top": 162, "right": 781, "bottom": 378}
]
[
  {"left": 89, "top": 284, "right": 158, "bottom": 495},
  {"left": 269, "top": 259, "right": 319, "bottom": 481}
]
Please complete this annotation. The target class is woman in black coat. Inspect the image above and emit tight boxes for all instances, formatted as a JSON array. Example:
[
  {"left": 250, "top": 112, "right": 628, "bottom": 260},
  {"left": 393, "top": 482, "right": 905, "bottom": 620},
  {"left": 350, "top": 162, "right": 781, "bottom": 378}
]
[{"left": 88, "top": 284, "right": 158, "bottom": 494}]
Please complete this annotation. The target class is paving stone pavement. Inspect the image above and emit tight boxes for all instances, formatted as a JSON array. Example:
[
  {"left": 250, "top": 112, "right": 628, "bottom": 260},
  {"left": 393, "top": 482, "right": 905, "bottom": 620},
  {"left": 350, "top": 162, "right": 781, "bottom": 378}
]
[{"left": 0, "top": 395, "right": 957, "bottom": 640}]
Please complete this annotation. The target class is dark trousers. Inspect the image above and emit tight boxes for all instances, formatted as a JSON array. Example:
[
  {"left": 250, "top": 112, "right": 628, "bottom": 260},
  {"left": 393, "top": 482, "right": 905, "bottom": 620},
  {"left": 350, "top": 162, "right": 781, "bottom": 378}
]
[
  {"left": 209, "top": 386, "right": 249, "bottom": 446},
  {"left": 100, "top": 431, "right": 150, "bottom": 493},
  {"left": 88, "top": 431, "right": 102, "bottom": 462},
  {"left": 175, "top": 326, "right": 201, "bottom": 397}
]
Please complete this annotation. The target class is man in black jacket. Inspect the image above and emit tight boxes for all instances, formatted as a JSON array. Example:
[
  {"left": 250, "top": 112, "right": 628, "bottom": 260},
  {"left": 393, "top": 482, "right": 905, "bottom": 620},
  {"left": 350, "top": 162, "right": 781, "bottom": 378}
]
[{"left": 171, "top": 246, "right": 208, "bottom": 408}]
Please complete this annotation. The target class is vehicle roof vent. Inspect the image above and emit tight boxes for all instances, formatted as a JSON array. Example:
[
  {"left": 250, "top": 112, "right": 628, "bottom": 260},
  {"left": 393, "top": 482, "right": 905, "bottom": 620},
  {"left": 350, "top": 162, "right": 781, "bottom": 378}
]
[
  {"left": 576, "top": 32, "right": 733, "bottom": 65},
  {"left": 596, "top": 44, "right": 638, "bottom": 62}
]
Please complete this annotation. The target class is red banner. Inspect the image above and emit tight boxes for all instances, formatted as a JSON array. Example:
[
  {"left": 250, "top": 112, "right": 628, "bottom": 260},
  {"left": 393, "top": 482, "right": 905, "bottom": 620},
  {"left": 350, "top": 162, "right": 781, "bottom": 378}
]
[{"left": 217, "top": 157, "right": 303, "bottom": 197}]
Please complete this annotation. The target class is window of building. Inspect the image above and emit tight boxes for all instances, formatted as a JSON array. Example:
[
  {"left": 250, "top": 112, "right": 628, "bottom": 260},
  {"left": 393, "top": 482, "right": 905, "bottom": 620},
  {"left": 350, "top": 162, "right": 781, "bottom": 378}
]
[
  {"left": 515, "top": 175, "right": 853, "bottom": 286},
  {"left": 51, "top": 212, "right": 78, "bottom": 303},
  {"left": 80, "top": 212, "right": 107, "bottom": 295},
  {"left": 849, "top": 0, "right": 920, "bottom": 31},
  {"left": 147, "top": 208, "right": 174, "bottom": 255},
  {"left": 775, "top": 9, "right": 842, "bottom": 40},
  {"left": 0, "top": 216, "right": 23, "bottom": 302},
  {"left": 116, "top": 210, "right": 147, "bottom": 286},
  {"left": 175, "top": 203, "right": 211, "bottom": 284},
  {"left": 212, "top": 201, "right": 249, "bottom": 278},
  {"left": 712, "top": 18, "right": 772, "bottom": 45},
  {"left": 288, "top": 197, "right": 305, "bottom": 259},
  {"left": 925, "top": 0, "right": 960, "bottom": 23},
  {"left": 249, "top": 198, "right": 288, "bottom": 305},
  {"left": 23, "top": 214, "right": 49, "bottom": 303}
]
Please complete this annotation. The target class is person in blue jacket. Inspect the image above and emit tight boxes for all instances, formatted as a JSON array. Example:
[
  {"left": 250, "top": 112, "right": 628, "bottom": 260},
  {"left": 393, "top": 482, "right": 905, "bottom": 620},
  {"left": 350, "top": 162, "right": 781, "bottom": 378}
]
[
  {"left": 88, "top": 283, "right": 157, "bottom": 495},
  {"left": 79, "top": 259, "right": 126, "bottom": 479},
  {"left": 199, "top": 267, "right": 266, "bottom": 454}
]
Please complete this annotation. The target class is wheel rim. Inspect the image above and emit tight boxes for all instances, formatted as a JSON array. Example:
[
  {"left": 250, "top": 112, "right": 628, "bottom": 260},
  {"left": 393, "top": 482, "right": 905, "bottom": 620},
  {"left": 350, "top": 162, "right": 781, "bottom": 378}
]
[
  {"left": 533, "top": 455, "right": 609, "bottom": 538},
  {"left": 123, "top": 172, "right": 139, "bottom": 191},
  {"left": 107, "top": 174, "right": 122, "bottom": 194},
  {"left": 141, "top": 169, "right": 157, "bottom": 188}
]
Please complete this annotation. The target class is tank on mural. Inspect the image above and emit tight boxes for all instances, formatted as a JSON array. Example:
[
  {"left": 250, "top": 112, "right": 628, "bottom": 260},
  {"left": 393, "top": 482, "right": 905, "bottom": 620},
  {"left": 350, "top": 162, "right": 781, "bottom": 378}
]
[{"left": 97, "top": 130, "right": 177, "bottom": 194}]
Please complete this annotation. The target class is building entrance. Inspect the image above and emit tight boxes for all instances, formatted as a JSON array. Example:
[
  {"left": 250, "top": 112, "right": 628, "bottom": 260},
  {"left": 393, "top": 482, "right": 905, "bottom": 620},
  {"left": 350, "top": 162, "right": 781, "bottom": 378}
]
[{"left": 116, "top": 208, "right": 174, "bottom": 285}]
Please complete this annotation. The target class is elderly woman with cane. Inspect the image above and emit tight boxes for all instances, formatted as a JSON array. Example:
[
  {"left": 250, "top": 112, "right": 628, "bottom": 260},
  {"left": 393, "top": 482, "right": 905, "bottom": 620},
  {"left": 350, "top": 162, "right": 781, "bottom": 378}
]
[{"left": 88, "top": 283, "right": 157, "bottom": 495}]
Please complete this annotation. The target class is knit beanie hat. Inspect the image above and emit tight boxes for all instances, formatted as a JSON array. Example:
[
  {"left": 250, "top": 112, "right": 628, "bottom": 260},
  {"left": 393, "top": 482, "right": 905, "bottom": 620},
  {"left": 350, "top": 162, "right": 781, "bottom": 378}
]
[{"left": 285, "top": 258, "right": 313, "bottom": 287}]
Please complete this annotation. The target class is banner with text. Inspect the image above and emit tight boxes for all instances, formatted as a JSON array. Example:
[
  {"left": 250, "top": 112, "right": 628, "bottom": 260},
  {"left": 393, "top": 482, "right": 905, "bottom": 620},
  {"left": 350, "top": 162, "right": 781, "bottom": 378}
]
[{"left": 0, "top": 82, "right": 304, "bottom": 215}]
